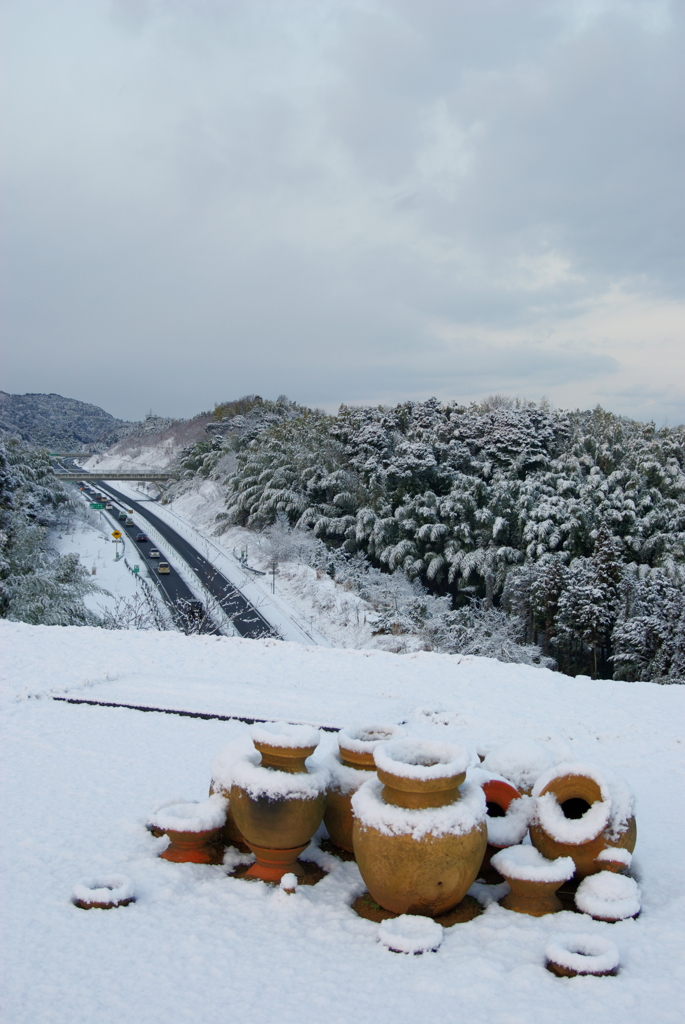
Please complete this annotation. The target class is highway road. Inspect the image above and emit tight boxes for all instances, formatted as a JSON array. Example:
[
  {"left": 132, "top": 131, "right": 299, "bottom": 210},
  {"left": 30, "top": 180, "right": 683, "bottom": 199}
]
[{"left": 79, "top": 478, "right": 277, "bottom": 640}]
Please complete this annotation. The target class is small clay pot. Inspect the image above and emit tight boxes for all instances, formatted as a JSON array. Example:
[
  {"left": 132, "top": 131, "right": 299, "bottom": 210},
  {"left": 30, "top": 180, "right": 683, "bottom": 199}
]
[
  {"left": 545, "top": 934, "right": 619, "bottom": 977},
  {"left": 492, "top": 845, "right": 574, "bottom": 916},
  {"left": 72, "top": 875, "right": 135, "bottom": 910},
  {"left": 530, "top": 770, "right": 636, "bottom": 879},
  {"left": 352, "top": 738, "right": 487, "bottom": 917},
  {"left": 500, "top": 875, "right": 565, "bottom": 916},
  {"left": 161, "top": 826, "right": 225, "bottom": 865}
]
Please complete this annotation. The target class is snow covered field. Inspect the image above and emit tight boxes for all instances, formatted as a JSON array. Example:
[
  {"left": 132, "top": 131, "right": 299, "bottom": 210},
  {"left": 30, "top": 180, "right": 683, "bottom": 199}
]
[{"left": 2, "top": 621, "right": 684, "bottom": 1024}]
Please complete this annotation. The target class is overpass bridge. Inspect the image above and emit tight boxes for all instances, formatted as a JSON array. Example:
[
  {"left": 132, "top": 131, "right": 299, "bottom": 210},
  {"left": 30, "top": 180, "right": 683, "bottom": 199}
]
[{"left": 53, "top": 472, "right": 177, "bottom": 482}]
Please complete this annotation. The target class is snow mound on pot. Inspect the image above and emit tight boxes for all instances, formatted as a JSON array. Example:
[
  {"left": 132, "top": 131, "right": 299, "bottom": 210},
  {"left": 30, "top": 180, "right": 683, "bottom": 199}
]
[
  {"left": 545, "top": 933, "right": 619, "bottom": 976},
  {"left": 533, "top": 762, "right": 634, "bottom": 842},
  {"left": 250, "top": 720, "right": 320, "bottom": 749},
  {"left": 231, "top": 751, "right": 329, "bottom": 800},
  {"left": 72, "top": 874, "right": 135, "bottom": 906},
  {"left": 378, "top": 915, "right": 443, "bottom": 954},
  {"left": 147, "top": 794, "right": 227, "bottom": 833},
  {"left": 210, "top": 735, "right": 256, "bottom": 791},
  {"left": 374, "top": 738, "right": 469, "bottom": 780},
  {"left": 338, "top": 723, "right": 407, "bottom": 755},
  {"left": 490, "top": 844, "right": 574, "bottom": 882},
  {"left": 575, "top": 872, "right": 641, "bottom": 920},
  {"left": 481, "top": 740, "right": 556, "bottom": 792},
  {"left": 352, "top": 776, "right": 485, "bottom": 840},
  {"left": 596, "top": 847, "right": 632, "bottom": 868}
]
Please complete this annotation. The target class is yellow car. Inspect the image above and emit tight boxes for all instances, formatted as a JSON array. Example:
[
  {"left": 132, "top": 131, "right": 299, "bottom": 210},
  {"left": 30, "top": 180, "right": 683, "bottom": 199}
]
[{"left": 157, "top": 562, "right": 171, "bottom": 574}]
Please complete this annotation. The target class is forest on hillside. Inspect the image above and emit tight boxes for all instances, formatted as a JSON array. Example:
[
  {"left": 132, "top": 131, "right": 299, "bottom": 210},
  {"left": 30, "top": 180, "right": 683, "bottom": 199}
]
[{"left": 178, "top": 395, "right": 685, "bottom": 683}]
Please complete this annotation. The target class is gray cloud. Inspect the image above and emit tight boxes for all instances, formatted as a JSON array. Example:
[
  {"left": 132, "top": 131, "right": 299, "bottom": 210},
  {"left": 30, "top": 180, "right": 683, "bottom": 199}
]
[{"left": 2, "top": 0, "right": 684, "bottom": 423}]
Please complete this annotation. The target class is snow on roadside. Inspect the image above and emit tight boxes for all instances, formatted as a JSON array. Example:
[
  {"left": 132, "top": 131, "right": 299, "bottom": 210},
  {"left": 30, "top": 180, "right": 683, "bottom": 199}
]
[
  {"left": 1, "top": 620, "right": 684, "bottom": 1024},
  {"left": 52, "top": 513, "right": 157, "bottom": 618}
]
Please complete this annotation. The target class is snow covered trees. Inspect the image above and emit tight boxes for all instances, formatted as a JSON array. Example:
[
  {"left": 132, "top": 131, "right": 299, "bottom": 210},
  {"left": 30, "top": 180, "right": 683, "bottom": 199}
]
[
  {"left": 0, "top": 440, "right": 101, "bottom": 625},
  {"left": 217, "top": 398, "right": 685, "bottom": 681}
]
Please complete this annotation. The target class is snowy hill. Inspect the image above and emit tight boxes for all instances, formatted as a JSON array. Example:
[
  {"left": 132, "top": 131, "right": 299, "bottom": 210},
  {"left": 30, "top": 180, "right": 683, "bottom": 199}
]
[
  {"left": 2, "top": 621, "right": 683, "bottom": 1024},
  {"left": 0, "top": 390, "right": 133, "bottom": 449}
]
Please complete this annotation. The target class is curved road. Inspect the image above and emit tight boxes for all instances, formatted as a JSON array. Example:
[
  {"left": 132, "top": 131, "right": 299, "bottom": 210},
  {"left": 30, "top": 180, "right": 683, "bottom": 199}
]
[{"left": 79, "top": 479, "right": 278, "bottom": 640}]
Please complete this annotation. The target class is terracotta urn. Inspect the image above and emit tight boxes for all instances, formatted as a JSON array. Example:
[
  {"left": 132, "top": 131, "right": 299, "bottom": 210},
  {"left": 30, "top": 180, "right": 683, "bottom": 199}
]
[
  {"left": 351, "top": 738, "right": 487, "bottom": 917},
  {"left": 324, "top": 724, "right": 406, "bottom": 854},
  {"left": 490, "top": 844, "right": 574, "bottom": 916},
  {"left": 148, "top": 795, "right": 228, "bottom": 864},
  {"left": 230, "top": 721, "right": 328, "bottom": 882},
  {"left": 530, "top": 763, "right": 636, "bottom": 879}
]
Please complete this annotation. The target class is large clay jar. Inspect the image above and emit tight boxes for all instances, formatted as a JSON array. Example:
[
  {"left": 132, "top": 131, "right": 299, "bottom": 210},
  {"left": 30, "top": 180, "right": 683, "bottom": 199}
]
[
  {"left": 148, "top": 795, "right": 228, "bottom": 864},
  {"left": 530, "top": 763, "right": 636, "bottom": 879},
  {"left": 324, "top": 724, "right": 406, "bottom": 855},
  {"left": 230, "top": 721, "right": 328, "bottom": 883},
  {"left": 351, "top": 738, "right": 487, "bottom": 917}
]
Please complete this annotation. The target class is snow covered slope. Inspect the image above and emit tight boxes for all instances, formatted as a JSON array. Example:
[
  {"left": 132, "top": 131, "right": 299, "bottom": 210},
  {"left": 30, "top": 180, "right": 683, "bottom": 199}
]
[{"left": 2, "top": 622, "right": 683, "bottom": 1024}]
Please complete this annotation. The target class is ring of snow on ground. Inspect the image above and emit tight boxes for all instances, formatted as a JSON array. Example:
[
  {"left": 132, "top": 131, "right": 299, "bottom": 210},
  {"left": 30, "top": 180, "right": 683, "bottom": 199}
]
[
  {"left": 490, "top": 844, "right": 575, "bottom": 882},
  {"left": 250, "top": 720, "right": 321, "bottom": 749},
  {"left": 72, "top": 875, "right": 135, "bottom": 907},
  {"left": 377, "top": 915, "right": 444, "bottom": 954},
  {"left": 533, "top": 762, "right": 634, "bottom": 843},
  {"left": 147, "top": 794, "right": 227, "bottom": 833},
  {"left": 545, "top": 934, "right": 620, "bottom": 976},
  {"left": 352, "top": 776, "right": 485, "bottom": 839},
  {"left": 231, "top": 750, "right": 329, "bottom": 800},
  {"left": 338, "top": 723, "right": 407, "bottom": 754},
  {"left": 374, "top": 738, "right": 469, "bottom": 779},
  {"left": 575, "top": 872, "right": 641, "bottom": 920}
]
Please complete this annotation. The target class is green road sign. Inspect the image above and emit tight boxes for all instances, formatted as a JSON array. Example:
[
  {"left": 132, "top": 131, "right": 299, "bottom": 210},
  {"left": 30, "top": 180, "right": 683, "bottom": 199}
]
[
  {"left": 90, "top": 502, "right": 105, "bottom": 509},
  {"left": 133, "top": 565, "right": 140, "bottom": 573}
]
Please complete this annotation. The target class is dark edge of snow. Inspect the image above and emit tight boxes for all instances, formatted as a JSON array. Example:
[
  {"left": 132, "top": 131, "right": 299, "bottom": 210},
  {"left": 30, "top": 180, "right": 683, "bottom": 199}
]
[{"left": 51, "top": 696, "right": 340, "bottom": 732}]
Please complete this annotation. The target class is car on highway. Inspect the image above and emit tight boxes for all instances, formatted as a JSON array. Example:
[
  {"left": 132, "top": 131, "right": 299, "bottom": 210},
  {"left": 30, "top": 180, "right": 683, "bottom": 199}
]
[
  {"left": 118, "top": 512, "right": 127, "bottom": 521},
  {"left": 157, "top": 562, "right": 171, "bottom": 574},
  {"left": 136, "top": 533, "right": 149, "bottom": 542},
  {"left": 105, "top": 503, "right": 113, "bottom": 510},
  {"left": 125, "top": 517, "right": 134, "bottom": 526},
  {"left": 149, "top": 550, "right": 161, "bottom": 558}
]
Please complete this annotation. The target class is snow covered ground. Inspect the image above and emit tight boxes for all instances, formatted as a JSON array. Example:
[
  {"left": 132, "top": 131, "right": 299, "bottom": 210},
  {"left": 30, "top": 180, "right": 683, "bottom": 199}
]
[{"left": 2, "top": 621, "right": 684, "bottom": 1024}]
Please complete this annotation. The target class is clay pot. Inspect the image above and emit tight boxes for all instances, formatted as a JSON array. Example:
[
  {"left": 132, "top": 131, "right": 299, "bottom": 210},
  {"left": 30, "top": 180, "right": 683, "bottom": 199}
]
[
  {"left": 324, "top": 724, "right": 406, "bottom": 854},
  {"left": 478, "top": 777, "right": 524, "bottom": 881},
  {"left": 230, "top": 722, "right": 328, "bottom": 883},
  {"left": 530, "top": 769, "right": 636, "bottom": 879},
  {"left": 491, "top": 845, "right": 574, "bottom": 916},
  {"left": 149, "top": 795, "right": 228, "bottom": 865},
  {"left": 352, "top": 738, "right": 487, "bottom": 917},
  {"left": 545, "top": 934, "right": 620, "bottom": 977},
  {"left": 161, "top": 826, "right": 225, "bottom": 864},
  {"left": 72, "top": 875, "right": 135, "bottom": 910}
]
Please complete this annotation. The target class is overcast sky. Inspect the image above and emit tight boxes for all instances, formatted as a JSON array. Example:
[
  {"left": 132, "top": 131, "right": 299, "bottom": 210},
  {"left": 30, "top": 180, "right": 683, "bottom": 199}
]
[{"left": 2, "top": 0, "right": 684, "bottom": 423}]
